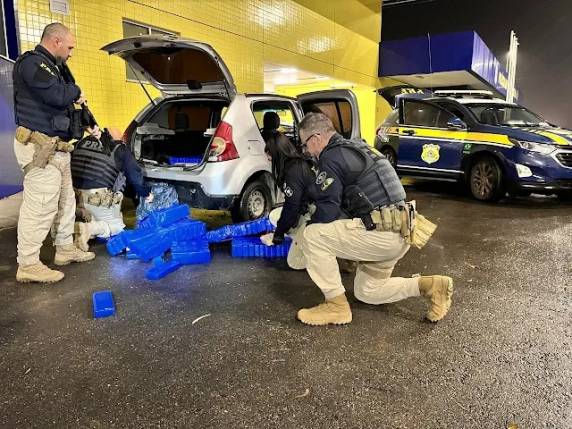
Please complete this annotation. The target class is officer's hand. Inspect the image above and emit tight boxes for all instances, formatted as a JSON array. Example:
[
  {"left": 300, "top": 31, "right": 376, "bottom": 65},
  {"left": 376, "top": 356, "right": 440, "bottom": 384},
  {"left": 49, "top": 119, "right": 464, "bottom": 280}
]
[
  {"left": 88, "top": 125, "right": 102, "bottom": 139},
  {"left": 260, "top": 232, "right": 275, "bottom": 246},
  {"left": 145, "top": 192, "right": 154, "bottom": 204},
  {"left": 272, "top": 234, "right": 285, "bottom": 245},
  {"left": 76, "top": 94, "right": 87, "bottom": 105}
]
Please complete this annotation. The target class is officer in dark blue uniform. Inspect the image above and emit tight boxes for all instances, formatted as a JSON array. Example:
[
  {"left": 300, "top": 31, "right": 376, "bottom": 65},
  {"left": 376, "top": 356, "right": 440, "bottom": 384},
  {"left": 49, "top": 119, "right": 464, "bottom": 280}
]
[
  {"left": 260, "top": 131, "right": 317, "bottom": 269},
  {"left": 295, "top": 112, "right": 454, "bottom": 326},
  {"left": 13, "top": 23, "right": 94, "bottom": 284},
  {"left": 71, "top": 127, "right": 153, "bottom": 251}
]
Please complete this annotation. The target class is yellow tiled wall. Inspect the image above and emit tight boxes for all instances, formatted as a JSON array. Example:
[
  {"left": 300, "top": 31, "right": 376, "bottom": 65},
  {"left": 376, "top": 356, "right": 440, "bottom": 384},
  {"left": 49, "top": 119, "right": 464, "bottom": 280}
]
[{"left": 16, "top": 0, "right": 382, "bottom": 134}]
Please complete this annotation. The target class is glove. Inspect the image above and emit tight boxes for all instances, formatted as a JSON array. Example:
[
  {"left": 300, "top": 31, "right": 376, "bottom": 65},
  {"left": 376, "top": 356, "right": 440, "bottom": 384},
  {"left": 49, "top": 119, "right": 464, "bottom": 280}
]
[
  {"left": 272, "top": 234, "right": 285, "bottom": 245},
  {"left": 260, "top": 232, "right": 275, "bottom": 246}
]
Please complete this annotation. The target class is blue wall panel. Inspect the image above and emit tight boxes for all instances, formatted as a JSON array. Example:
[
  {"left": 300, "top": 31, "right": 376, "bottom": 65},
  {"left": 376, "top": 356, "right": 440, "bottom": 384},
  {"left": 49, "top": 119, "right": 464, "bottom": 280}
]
[{"left": 379, "top": 35, "right": 430, "bottom": 76}]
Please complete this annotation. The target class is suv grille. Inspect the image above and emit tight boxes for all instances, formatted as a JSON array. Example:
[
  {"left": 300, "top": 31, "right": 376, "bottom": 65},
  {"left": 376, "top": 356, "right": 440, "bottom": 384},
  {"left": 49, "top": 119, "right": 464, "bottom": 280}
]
[{"left": 556, "top": 152, "right": 572, "bottom": 167}]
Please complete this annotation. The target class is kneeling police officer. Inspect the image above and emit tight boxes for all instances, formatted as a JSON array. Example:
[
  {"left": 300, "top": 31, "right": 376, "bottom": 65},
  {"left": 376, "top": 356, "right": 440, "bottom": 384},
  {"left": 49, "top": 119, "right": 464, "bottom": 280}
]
[
  {"left": 296, "top": 113, "right": 454, "bottom": 326},
  {"left": 13, "top": 23, "right": 95, "bottom": 284},
  {"left": 71, "top": 128, "right": 153, "bottom": 251}
]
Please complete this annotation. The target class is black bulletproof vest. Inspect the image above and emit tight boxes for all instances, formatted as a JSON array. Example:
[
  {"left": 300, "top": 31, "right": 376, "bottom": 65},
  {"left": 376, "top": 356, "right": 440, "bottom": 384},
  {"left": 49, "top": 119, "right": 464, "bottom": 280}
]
[
  {"left": 71, "top": 137, "right": 123, "bottom": 190},
  {"left": 13, "top": 49, "right": 73, "bottom": 139},
  {"left": 329, "top": 138, "right": 406, "bottom": 211}
]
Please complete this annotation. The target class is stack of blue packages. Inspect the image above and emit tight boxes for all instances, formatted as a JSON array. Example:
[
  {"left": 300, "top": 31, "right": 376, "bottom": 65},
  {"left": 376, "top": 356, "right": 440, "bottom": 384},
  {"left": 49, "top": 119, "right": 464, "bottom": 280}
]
[
  {"left": 231, "top": 236, "right": 291, "bottom": 258},
  {"left": 171, "top": 240, "right": 211, "bottom": 265},
  {"left": 206, "top": 216, "right": 273, "bottom": 243},
  {"left": 168, "top": 156, "right": 203, "bottom": 165}
]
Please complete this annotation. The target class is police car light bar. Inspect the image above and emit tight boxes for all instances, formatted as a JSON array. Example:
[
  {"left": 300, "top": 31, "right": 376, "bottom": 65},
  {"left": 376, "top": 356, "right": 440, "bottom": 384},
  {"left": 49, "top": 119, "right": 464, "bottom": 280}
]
[{"left": 433, "top": 90, "right": 494, "bottom": 99}]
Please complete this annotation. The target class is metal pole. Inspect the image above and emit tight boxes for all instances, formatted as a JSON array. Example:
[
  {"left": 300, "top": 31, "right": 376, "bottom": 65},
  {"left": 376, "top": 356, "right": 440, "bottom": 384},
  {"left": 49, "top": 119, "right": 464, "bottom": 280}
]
[{"left": 506, "top": 30, "right": 519, "bottom": 103}]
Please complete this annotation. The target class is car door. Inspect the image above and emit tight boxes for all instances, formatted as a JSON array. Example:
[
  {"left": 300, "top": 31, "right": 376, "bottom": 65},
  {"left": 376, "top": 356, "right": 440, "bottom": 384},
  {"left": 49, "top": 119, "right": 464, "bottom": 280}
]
[
  {"left": 101, "top": 35, "right": 237, "bottom": 99},
  {"left": 397, "top": 98, "right": 466, "bottom": 176},
  {"left": 296, "top": 89, "right": 361, "bottom": 141}
]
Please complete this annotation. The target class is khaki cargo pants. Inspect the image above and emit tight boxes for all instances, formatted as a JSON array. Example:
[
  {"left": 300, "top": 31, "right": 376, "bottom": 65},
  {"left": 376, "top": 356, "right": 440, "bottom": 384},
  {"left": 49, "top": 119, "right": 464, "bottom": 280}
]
[
  {"left": 14, "top": 138, "right": 75, "bottom": 265},
  {"left": 301, "top": 218, "right": 421, "bottom": 303}
]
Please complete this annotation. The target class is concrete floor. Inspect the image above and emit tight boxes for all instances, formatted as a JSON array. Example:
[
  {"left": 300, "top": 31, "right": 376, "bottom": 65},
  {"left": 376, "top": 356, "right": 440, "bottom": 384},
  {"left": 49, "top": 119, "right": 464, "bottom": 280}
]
[{"left": 1, "top": 184, "right": 571, "bottom": 428}]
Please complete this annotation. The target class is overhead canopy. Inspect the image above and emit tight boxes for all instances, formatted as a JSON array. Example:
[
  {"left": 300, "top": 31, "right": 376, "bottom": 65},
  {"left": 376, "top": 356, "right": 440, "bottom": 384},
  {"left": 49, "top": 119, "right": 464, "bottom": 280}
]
[{"left": 379, "top": 31, "right": 517, "bottom": 99}]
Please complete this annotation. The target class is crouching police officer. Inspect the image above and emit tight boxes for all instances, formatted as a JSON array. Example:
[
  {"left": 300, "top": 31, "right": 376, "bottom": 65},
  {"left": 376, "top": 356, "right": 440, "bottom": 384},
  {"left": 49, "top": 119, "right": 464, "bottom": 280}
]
[
  {"left": 71, "top": 128, "right": 153, "bottom": 251},
  {"left": 13, "top": 23, "right": 95, "bottom": 284},
  {"left": 295, "top": 113, "right": 454, "bottom": 326}
]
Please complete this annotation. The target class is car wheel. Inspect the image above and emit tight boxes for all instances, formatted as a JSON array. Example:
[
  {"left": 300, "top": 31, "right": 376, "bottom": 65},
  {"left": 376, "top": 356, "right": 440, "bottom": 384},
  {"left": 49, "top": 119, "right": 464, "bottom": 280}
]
[
  {"left": 231, "top": 179, "right": 272, "bottom": 222},
  {"left": 469, "top": 157, "right": 505, "bottom": 201},
  {"left": 380, "top": 146, "right": 397, "bottom": 168}
]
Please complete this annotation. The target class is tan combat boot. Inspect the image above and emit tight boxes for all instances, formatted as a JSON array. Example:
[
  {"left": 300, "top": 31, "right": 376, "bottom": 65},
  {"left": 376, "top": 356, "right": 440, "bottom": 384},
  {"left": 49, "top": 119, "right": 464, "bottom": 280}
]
[
  {"left": 418, "top": 275, "right": 453, "bottom": 322},
  {"left": 74, "top": 222, "right": 91, "bottom": 252},
  {"left": 297, "top": 293, "right": 352, "bottom": 326},
  {"left": 16, "top": 262, "right": 64, "bottom": 283},
  {"left": 54, "top": 244, "right": 95, "bottom": 266}
]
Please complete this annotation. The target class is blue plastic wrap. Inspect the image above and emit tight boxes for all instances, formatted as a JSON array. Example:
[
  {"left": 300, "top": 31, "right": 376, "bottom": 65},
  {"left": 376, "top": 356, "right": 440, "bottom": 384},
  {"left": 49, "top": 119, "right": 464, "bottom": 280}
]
[
  {"left": 128, "top": 235, "right": 172, "bottom": 262},
  {"left": 206, "top": 225, "right": 233, "bottom": 243},
  {"left": 148, "top": 204, "right": 189, "bottom": 228},
  {"left": 207, "top": 217, "right": 274, "bottom": 243},
  {"left": 171, "top": 240, "right": 211, "bottom": 265},
  {"left": 231, "top": 236, "right": 291, "bottom": 258},
  {"left": 106, "top": 234, "right": 126, "bottom": 256},
  {"left": 146, "top": 260, "right": 183, "bottom": 280},
  {"left": 92, "top": 290, "right": 115, "bottom": 318},
  {"left": 168, "top": 156, "right": 203, "bottom": 165}
]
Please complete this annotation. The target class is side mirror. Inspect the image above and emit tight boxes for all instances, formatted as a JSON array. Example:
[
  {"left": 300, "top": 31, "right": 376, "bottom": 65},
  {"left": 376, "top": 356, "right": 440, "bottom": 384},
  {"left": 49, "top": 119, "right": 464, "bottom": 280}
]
[{"left": 447, "top": 117, "right": 467, "bottom": 130}]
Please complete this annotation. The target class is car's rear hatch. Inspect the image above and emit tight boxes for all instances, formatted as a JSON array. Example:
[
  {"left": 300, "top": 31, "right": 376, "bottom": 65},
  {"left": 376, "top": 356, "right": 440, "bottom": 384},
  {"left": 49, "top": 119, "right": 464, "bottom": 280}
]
[{"left": 101, "top": 35, "right": 237, "bottom": 99}]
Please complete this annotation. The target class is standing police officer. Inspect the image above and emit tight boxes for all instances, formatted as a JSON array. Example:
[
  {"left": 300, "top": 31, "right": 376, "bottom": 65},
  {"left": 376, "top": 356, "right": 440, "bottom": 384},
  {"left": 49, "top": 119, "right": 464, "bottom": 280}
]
[
  {"left": 71, "top": 127, "right": 153, "bottom": 251},
  {"left": 296, "top": 113, "right": 454, "bottom": 326},
  {"left": 13, "top": 23, "right": 95, "bottom": 284}
]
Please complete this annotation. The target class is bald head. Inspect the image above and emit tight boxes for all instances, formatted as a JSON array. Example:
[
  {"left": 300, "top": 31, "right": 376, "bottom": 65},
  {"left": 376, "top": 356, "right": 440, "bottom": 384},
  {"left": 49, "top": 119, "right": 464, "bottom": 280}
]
[{"left": 40, "top": 23, "right": 75, "bottom": 63}]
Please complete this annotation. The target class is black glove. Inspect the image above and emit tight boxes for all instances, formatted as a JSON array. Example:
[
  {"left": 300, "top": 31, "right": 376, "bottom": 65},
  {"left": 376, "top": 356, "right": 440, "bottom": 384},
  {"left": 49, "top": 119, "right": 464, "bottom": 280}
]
[{"left": 272, "top": 234, "right": 285, "bottom": 245}]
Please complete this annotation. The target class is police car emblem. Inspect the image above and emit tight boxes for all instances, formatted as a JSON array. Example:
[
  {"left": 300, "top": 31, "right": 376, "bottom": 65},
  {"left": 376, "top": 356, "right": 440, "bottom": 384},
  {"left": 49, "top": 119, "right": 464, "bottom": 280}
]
[
  {"left": 316, "top": 171, "right": 327, "bottom": 185},
  {"left": 421, "top": 144, "right": 440, "bottom": 164}
]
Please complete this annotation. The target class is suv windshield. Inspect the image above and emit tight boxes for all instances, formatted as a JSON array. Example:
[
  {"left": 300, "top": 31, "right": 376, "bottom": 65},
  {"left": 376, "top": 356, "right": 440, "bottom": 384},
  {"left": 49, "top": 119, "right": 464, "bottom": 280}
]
[{"left": 466, "top": 104, "right": 550, "bottom": 127}]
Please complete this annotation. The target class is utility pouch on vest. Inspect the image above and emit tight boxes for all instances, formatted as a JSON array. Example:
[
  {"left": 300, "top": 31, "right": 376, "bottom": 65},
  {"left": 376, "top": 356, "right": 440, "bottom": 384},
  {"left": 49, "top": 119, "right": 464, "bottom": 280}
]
[
  {"left": 405, "top": 201, "right": 437, "bottom": 249},
  {"left": 56, "top": 141, "right": 75, "bottom": 152},
  {"left": 28, "top": 131, "right": 59, "bottom": 170},
  {"left": 52, "top": 115, "right": 71, "bottom": 133},
  {"left": 112, "top": 191, "right": 124, "bottom": 206},
  {"left": 15, "top": 126, "right": 33, "bottom": 144}
]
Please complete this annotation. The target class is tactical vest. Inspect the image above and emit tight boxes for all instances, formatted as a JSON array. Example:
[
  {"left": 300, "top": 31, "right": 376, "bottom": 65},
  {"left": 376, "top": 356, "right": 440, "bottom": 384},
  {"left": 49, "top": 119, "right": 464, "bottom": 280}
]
[
  {"left": 328, "top": 137, "right": 406, "bottom": 214},
  {"left": 71, "top": 137, "right": 125, "bottom": 191},
  {"left": 13, "top": 48, "right": 75, "bottom": 139}
]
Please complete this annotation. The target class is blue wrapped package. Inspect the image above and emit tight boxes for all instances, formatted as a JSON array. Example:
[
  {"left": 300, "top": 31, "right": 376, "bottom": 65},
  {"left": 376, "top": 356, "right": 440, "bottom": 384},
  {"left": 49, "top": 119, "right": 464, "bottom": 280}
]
[
  {"left": 231, "top": 236, "right": 291, "bottom": 258},
  {"left": 172, "top": 240, "right": 211, "bottom": 265},
  {"left": 146, "top": 260, "right": 183, "bottom": 280},
  {"left": 92, "top": 290, "right": 115, "bottom": 318}
]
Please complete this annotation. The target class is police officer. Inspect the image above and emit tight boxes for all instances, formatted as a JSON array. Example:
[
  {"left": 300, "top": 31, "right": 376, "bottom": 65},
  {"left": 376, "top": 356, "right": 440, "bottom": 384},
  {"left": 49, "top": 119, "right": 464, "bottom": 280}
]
[
  {"left": 13, "top": 23, "right": 95, "bottom": 284},
  {"left": 71, "top": 127, "right": 153, "bottom": 251},
  {"left": 295, "top": 113, "right": 454, "bottom": 326},
  {"left": 260, "top": 131, "right": 317, "bottom": 269}
]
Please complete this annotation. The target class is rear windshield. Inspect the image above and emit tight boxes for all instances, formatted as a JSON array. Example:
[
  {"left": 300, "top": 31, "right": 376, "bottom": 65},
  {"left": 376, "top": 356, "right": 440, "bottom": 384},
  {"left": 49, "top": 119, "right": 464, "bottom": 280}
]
[
  {"left": 466, "top": 103, "right": 549, "bottom": 127},
  {"left": 132, "top": 48, "right": 224, "bottom": 84}
]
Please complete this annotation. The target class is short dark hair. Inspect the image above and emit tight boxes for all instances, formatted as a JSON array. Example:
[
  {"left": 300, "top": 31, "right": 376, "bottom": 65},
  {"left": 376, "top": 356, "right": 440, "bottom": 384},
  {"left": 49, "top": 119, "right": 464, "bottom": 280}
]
[
  {"left": 299, "top": 112, "right": 335, "bottom": 135},
  {"left": 41, "top": 23, "right": 70, "bottom": 41}
]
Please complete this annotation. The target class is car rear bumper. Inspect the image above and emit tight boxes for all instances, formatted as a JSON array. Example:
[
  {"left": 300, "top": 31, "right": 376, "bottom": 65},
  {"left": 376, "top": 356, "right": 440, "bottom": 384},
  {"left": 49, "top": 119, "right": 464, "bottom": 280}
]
[{"left": 147, "top": 178, "right": 238, "bottom": 210}]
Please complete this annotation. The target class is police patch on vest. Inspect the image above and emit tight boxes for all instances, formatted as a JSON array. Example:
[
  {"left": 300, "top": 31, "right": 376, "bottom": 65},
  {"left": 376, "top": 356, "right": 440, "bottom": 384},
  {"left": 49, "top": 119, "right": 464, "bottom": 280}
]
[
  {"left": 321, "top": 177, "right": 334, "bottom": 191},
  {"left": 284, "top": 185, "right": 294, "bottom": 197},
  {"left": 316, "top": 171, "right": 327, "bottom": 185},
  {"left": 421, "top": 144, "right": 440, "bottom": 164},
  {"left": 40, "top": 63, "right": 56, "bottom": 77}
]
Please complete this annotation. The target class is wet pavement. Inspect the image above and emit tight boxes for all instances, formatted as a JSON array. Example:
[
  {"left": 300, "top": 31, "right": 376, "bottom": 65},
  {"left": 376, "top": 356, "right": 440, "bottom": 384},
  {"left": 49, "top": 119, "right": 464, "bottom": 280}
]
[{"left": 1, "top": 184, "right": 571, "bottom": 428}]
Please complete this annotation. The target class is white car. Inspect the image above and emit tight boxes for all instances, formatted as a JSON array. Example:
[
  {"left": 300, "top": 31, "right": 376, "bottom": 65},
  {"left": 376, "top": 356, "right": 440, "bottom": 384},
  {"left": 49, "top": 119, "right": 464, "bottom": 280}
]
[{"left": 102, "top": 35, "right": 361, "bottom": 221}]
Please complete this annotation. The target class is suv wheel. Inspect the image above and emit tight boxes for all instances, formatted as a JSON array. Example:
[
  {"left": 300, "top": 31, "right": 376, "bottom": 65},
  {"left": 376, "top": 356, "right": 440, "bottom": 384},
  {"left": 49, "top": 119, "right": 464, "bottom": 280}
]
[
  {"left": 232, "top": 179, "right": 272, "bottom": 222},
  {"left": 469, "top": 156, "right": 505, "bottom": 201},
  {"left": 380, "top": 146, "right": 397, "bottom": 168}
]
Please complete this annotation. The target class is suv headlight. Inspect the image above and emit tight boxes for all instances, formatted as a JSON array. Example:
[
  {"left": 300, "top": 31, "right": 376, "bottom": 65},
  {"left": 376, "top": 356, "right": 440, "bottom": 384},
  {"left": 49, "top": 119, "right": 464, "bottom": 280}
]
[{"left": 510, "top": 138, "right": 556, "bottom": 155}]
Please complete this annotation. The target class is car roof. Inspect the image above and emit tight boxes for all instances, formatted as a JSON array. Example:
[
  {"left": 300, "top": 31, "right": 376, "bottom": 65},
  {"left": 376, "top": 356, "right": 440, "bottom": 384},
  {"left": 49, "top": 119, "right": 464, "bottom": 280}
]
[{"left": 440, "top": 97, "right": 518, "bottom": 106}]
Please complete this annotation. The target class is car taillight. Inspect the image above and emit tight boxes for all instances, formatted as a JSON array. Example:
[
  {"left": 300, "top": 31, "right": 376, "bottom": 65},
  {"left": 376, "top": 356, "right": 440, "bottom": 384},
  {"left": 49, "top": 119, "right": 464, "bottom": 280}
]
[{"left": 208, "top": 121, "right": 239, "bottom": 162}]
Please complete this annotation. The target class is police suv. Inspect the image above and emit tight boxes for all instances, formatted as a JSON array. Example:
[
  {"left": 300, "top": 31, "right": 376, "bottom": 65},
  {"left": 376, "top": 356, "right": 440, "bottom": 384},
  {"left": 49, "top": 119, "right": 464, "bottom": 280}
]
[{"left": 375, "top": 90, "right": 572, "bottom": 201}]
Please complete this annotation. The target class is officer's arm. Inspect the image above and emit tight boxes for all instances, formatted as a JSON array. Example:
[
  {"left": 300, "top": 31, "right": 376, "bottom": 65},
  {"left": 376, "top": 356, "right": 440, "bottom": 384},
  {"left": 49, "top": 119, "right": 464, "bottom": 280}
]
[
  {"left": 274, "top": 165, "right": 307, "bottom": 241},
  {"left": 311, "top": 153, "right": 345, "bottom": 224},
  {"left": 114, "top": 145, "right": 151, "bottom": 197},
  {"left": 20, "top": 57, "right": 81, "bottom": 108}
]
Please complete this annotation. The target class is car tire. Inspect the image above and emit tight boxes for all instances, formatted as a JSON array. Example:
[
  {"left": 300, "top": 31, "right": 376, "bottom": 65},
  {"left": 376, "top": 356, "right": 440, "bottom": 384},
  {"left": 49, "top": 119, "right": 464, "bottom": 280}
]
[
  {"left": 469, "top": 156, "right": 505, "bottom": 202},
  {"left": 231, "top": 179, "right": 272, "bottom": 222},
  {"left": 380, "top": 146, "right": 397, "bottom": 168}
]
